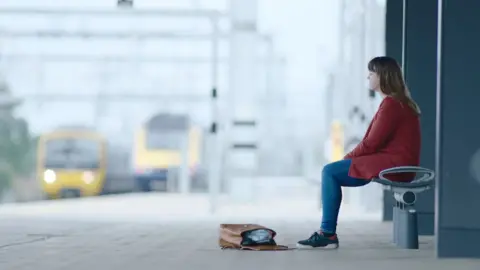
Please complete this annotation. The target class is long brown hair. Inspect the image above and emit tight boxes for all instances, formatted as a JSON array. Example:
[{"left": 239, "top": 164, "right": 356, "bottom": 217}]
[{"left": 368, "top": 56, "right": 421, "bottom": 115}]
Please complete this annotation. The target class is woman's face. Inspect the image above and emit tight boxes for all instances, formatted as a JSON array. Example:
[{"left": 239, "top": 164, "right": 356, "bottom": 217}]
[{"left": 367, "top": 71, "right": 380, "bottom": 91}]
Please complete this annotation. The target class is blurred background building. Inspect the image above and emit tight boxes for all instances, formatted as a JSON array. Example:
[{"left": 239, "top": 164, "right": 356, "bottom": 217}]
[{"left": 0, "top": 0, "right": 387, "bottom": 212}]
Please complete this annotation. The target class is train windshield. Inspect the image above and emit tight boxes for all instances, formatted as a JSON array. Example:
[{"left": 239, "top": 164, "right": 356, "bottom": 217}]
[
  {"left": 144, "top": 114, "right": 189, "bottom": 150},
  {"left": 145, "top": 131, "right": 184, "bottom": 150},
  {"left": 44, "top": 138, "right": 101, "bottom": 169}
]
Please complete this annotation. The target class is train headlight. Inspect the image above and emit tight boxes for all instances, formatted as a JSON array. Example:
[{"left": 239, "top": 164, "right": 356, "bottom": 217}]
[
  {"left": 44, "top": 169, "right": 56, "bottom": 184},
  {"left": 82, "top": 171, "right": 95, "bottom": 184}
]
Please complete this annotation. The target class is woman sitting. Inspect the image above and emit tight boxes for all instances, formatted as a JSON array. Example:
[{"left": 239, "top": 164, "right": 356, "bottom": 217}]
[{"left": 297, "top": 56, "right": 421, "bottom": 249}]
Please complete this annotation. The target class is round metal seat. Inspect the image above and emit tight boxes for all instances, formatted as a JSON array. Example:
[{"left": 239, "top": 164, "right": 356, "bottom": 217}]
[{"left": 372, "top": 166, "right": 435, "bottom": 193}]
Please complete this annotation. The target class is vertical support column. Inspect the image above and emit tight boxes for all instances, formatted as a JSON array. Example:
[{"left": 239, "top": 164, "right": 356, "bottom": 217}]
[
  {"left": 227, "top": 0, "right": 259, "bottom": 202},
  {"left": 179, "top": 130, "right": 190, "bottom": 194},
  {"left": 436, "top": 0, "right": 480, "bottom": 258},
  {"left": 393, "top": 201, "right": 399, "bottom": 243},
  {"left": 208, "top": 87, "right": 221, "bottom": 213},
  {"left": 402, "top": 0, "right": 437, "bottom": 236},
  {"left": 229, "top": 121, "right": 257, "bottom": 202},
  {"left": 382, "top": 0, "right": 403, "bottom": 221},
  {"left": 208, "top": 15, "right": 221, "bottom": 213}
]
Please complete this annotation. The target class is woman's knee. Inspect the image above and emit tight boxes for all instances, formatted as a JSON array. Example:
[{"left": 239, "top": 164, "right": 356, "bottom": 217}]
[
  {"left": 322, "top": 162, "right": 336, "bottom": 179},
  {"left": 321, "top": 163, "right": 339, "bottom": 191}
]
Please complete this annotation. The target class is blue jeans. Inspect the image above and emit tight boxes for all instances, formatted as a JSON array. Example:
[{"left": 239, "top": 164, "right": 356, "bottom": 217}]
[{"left": 320, "top": 159, "right": 370, "bottom": 234}]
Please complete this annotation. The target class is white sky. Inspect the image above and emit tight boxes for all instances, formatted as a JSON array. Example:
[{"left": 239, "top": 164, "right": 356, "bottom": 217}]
[
  {"left": 0, "top": 0, "right": 341, "bottom": 91},
  {"left": 0, "top": 0, "right": 341, "bottom": 134}
]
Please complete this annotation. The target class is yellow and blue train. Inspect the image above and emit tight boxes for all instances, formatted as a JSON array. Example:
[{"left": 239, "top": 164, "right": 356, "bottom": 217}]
[
  {"left": 131, "top": 113, "right": 206, "bottom": 192},
  {"left": 37, "top": 126, "right": 134, "bottom": 199},
  {"left": 37, "top": 113, "right": 207, "bottom": 198}
]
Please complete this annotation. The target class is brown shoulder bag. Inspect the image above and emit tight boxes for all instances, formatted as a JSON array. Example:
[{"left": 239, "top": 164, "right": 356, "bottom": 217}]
[{"left": 219, "top": 224, "right": 290, "bottom": 250}]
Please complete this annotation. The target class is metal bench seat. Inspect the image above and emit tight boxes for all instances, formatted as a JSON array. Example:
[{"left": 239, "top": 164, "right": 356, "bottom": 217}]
[{"left": 371, "top": 166, "right": 435, "bottom": 249}]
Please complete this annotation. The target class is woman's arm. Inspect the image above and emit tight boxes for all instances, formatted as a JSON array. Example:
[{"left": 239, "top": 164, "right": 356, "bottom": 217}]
[
  {"left": 344, "top": 120, "right": 373, "bottom": 159},
  {"left": 344, "top": 98, "right": 399, "bottom": 158}
]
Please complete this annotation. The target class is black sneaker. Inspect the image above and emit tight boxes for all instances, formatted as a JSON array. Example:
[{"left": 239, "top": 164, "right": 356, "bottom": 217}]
[{"left": 296, "top": 231, "right": 339, "bottom": 249}]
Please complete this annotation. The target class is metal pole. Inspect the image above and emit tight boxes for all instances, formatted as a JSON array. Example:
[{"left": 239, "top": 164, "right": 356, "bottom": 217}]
[
  {"left": 19, "top": 93, "right": 212, "bottom": 101},
  {"left": 227, "top": 0, "right": 259, "bottom": 203},
  {"left": 166, "top": 167, "right": 177, "bottom": 192},
  {"left": 0, "top": 54, "right": 270, "bottom": 63},
  {"left": 209, "top": 15, "right": 221, "bottom": 213},
  {"left": 94, "top": 61, "right": 108, "bottom": 127},
  {"left": 401, "top": 0, "right": 407, "bottom": 71},
  {"left": 338, "top": 0, "right": 346, "bottom": 63},
  {"left": 0, "top": 30, "right": 271, "bottom": 42},
  {"left": 393, "top": 201, "right": 399, "bottom": 243},
  {"left": 0, "top": 30, "right": 231, "bottom": 39},
  {"left": 35, "top": 57, "right": 45, "bottom": 110},
  {"left": 263, "top": 36, "right": 274, "bottom": 174},
  {"left": 0, "top": 7, "right": 225, "bottom": 18},
  {"left": 179, "top": 131, "right": 191, "bottom": 194}
]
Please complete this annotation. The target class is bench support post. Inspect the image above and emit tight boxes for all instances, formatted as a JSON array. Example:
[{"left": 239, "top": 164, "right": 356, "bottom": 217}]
[
  {"left": 393, "top": 201, "right": 399, "bottom": 244},
  {"left": 393, "top": 201, "right": 419, "bottom": 249},
  {"left": 372, "top": 166, "right": 435, "bottom": 250}
]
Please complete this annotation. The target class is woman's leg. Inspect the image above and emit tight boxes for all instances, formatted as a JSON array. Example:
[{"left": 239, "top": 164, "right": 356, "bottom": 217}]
[
  {"left": 297, "top": 159, "right": 369, "bottom": 249},
  {"left": 320, "top": 159, "right": 370, "bottom": 234}
]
